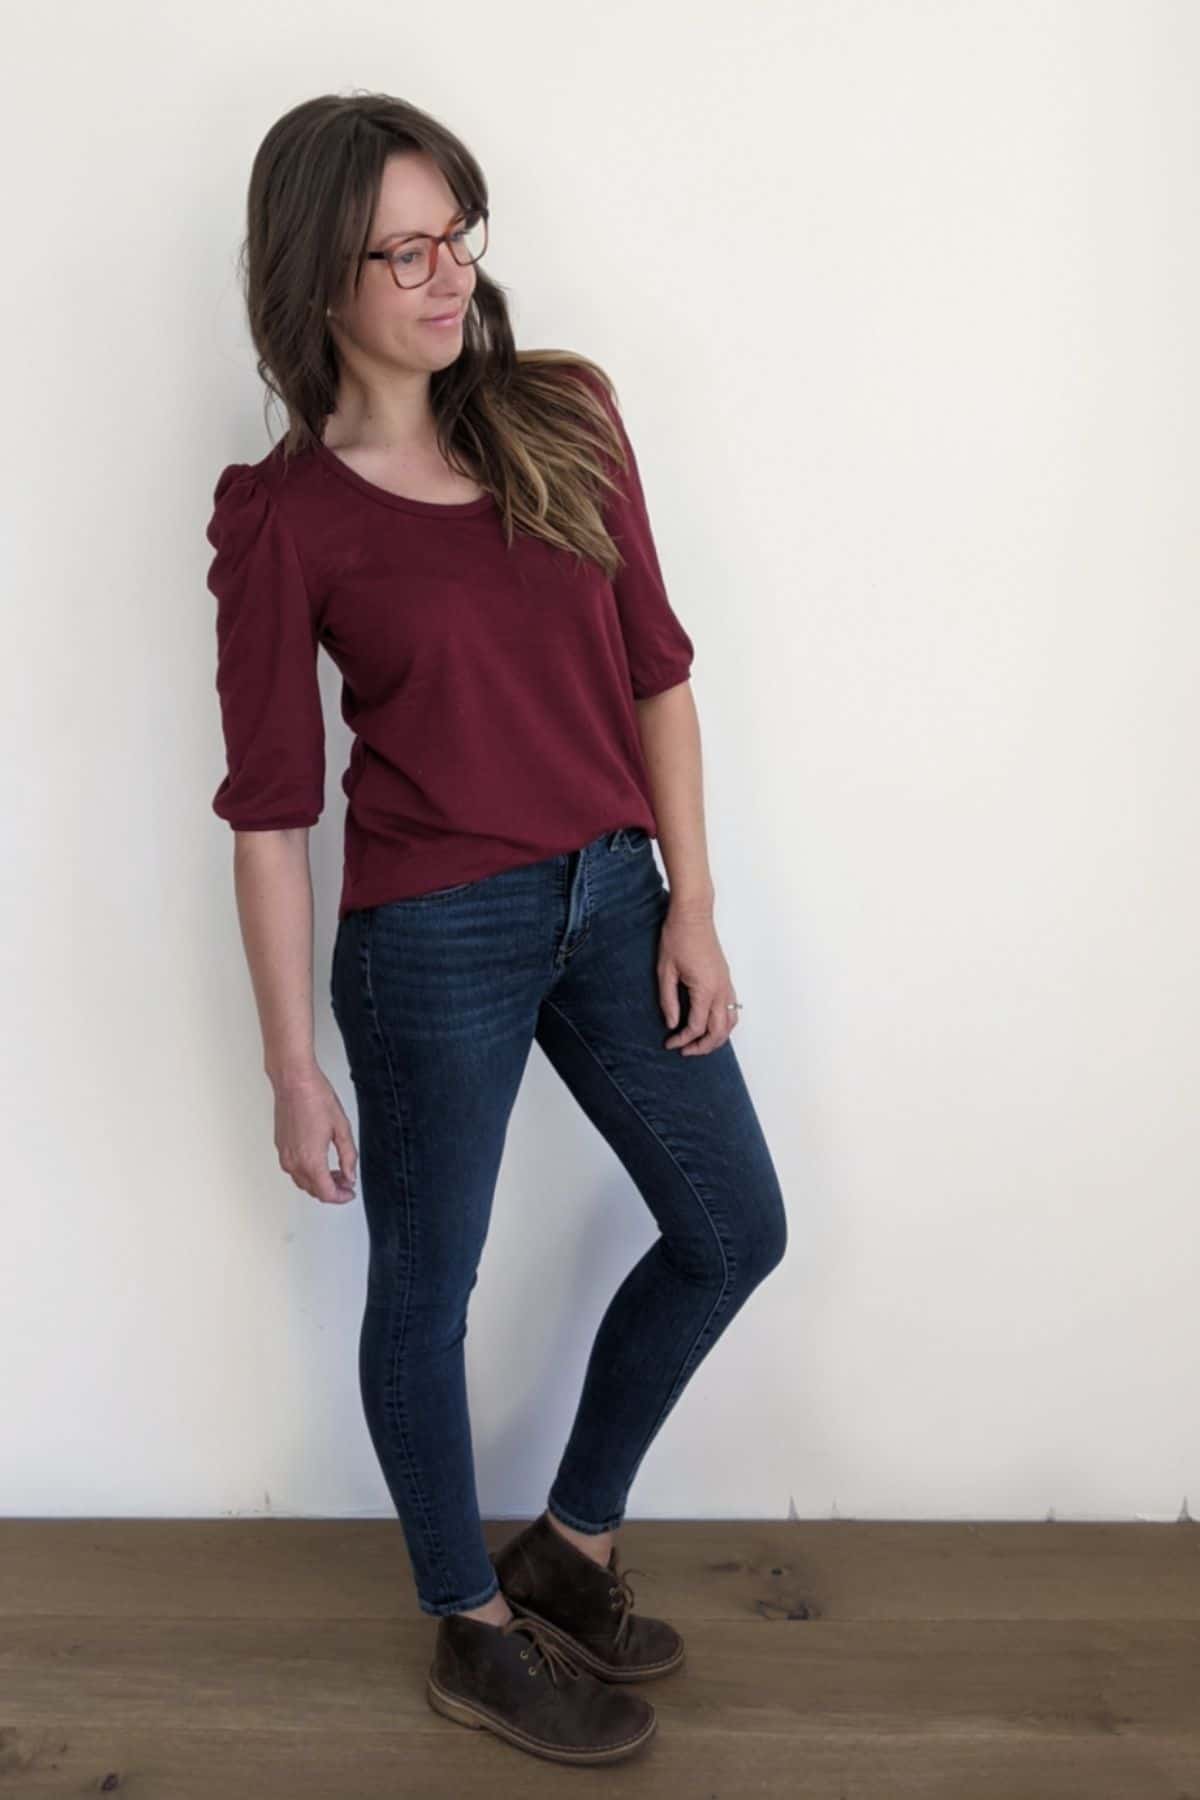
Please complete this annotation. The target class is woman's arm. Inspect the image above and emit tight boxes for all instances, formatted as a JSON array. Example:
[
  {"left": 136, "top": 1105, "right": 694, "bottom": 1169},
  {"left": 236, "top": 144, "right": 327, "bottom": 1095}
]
[
  {"left": 634, "top": 682, "right": 739, "bottom": 1055},
  {"left": 229, "top": 828, "right": 358, "bottom": 1206},
  {"left": 636, "top": 681, "right": 713, "bottom": 915}
]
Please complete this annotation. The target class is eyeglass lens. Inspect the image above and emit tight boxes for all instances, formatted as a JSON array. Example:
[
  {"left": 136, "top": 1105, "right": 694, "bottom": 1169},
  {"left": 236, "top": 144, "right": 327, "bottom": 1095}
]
[{"left": 388, "top": 211, "right": 488, "bottom": 287}]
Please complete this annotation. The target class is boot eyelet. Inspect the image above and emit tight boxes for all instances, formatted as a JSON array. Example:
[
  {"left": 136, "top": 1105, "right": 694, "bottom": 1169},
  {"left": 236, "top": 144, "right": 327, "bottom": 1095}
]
[{"left": 519, "top": 1649, "right": 527, "bottom": 1658}]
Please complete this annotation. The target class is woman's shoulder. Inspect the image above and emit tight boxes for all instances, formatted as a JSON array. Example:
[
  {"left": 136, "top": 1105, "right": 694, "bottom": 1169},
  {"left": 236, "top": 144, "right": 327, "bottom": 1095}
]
[
  {"left": 208, "top": 437, "right": 312, "bottom": 505},
  {"left": 205, "top": 440, "right": 322, "bottom": 553}
]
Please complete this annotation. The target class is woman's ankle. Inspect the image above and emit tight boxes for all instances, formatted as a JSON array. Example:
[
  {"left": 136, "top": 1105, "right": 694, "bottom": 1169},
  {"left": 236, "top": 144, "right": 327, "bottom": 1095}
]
[
  {"left": 454, "top": 1590, "right": 513, "bottom": 1628},
  {"left": 544, "top": 1508, "right": 614, "bottom": 1566}
]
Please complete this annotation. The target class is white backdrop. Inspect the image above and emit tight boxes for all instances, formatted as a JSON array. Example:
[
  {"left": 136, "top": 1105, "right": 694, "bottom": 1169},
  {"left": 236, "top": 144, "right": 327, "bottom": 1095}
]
[{"left": 3, "top": 0, "right": 1196, "bottom": 1525}]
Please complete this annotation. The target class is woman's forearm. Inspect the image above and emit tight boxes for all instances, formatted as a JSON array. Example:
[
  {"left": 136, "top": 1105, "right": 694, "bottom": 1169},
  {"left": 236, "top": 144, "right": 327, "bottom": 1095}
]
[
  {"left": 634, "top": 681, "right": 715, "bottom": 915},
  {"left": 230, "top": 829, "right": 321, "bottom": 1087}
]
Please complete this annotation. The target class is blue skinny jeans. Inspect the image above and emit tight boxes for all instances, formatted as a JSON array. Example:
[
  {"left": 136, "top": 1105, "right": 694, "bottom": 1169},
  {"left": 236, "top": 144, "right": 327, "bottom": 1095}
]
[{"left": 329, "top": 825, "right": 788, "bottom": 1616}]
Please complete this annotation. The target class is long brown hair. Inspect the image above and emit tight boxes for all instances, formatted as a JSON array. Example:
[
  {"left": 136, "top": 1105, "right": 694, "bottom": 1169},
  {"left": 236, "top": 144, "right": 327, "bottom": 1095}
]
[{"left": 232, "top": 89, "right": 635, "bottom": 579}]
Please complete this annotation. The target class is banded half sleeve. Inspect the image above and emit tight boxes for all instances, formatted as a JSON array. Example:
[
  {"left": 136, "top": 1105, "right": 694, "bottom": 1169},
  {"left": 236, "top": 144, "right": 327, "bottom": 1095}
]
[
  {"left": 583, "top": 372, "right": 695, "bottom": 700},
  {"left": 205, "top": 463, "right": 326, "bottom": 830}
]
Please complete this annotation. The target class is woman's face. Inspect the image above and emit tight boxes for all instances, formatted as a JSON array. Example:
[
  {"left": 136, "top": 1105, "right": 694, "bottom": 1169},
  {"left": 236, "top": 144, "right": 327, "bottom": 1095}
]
[{"left": 328, "top": 151, "right": 478, "bottom": 374}]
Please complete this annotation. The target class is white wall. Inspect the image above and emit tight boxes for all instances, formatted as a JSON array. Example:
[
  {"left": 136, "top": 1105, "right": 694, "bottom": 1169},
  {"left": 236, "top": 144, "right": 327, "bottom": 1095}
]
[{"left": 3, "top": 1, "right": 1196, "bottom": 1525}]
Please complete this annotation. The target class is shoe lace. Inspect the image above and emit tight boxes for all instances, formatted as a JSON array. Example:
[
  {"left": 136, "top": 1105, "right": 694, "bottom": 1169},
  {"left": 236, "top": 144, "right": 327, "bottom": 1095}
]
[
  {"left": 501, "top": 1614, "right": 581, "bottom": 1686},
  {"left": 607, "top": 1562, "right": 647, "bottom": 1653}
]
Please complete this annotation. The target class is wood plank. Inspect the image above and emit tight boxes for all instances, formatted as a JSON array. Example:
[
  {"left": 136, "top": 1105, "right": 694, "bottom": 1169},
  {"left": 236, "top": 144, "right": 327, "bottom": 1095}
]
[
  {"left": 2, "top": 1520, "right": 1198, "bottom": 1621},
  {"left": 1, "top": 1719, "right": 1195, "bottom": 1799},
  {"left": 4, "top": 1614, "right": 1198, "bottom": 1725}
]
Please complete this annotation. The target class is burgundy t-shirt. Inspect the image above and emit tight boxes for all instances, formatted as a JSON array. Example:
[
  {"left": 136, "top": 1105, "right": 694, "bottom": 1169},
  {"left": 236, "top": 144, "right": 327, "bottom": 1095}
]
[{"left": 205, "top": 368, "right": 694, "bottom": 921}]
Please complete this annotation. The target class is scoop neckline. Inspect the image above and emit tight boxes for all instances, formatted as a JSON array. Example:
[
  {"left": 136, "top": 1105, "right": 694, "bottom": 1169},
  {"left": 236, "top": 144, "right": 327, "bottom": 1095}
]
[{"left": 310, "top": 434, "right": 495, "bottom": 518}]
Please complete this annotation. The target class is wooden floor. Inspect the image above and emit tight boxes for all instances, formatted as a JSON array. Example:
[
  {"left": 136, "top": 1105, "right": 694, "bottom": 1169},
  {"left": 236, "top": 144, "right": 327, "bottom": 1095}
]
[{"left": 2, "top": 1518, "right": 1197, "bottom": 1796}]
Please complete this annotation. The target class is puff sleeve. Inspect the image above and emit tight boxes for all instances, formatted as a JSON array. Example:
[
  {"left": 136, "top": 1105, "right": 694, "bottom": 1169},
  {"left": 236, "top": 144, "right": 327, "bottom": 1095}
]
[
  {"left": 205, "top": 463, "right": 326, "bottom": 830},
  {"left": 580, "top": 371, "right": 695, "bottom": 700}
]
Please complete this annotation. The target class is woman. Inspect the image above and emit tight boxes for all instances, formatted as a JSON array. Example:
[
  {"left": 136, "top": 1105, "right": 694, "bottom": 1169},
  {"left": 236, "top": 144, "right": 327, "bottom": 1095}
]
[{"left": 206, "top": 90, "right": 788, "bottom": 1768}]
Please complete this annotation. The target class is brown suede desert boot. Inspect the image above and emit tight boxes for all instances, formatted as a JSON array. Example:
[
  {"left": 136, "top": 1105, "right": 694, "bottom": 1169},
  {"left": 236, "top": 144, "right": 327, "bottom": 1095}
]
[
  {"left": 491, "top": 1511, "right": 686, "bottom": 1682},
  {"left": 426, "top": 1609, "right": 656, "bottom": 1765}
]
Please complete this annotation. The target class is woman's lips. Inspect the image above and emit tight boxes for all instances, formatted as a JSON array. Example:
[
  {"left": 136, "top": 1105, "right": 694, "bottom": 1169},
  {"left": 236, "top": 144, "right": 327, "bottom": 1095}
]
[{"left": 422, "top": 309, "right": 462, "bottom": 327}]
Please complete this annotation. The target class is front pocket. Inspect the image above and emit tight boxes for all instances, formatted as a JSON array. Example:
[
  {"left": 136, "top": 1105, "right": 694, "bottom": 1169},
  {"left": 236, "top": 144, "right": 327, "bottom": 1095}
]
[{"left": 621, "top": 826, "right": 651, "bottom": 853}]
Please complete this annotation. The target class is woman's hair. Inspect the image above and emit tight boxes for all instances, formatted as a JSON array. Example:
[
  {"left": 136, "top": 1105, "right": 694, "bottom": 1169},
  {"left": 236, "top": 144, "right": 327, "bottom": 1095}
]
[{"left": 235, "top": 89, "right": 635, "bottom": 579}]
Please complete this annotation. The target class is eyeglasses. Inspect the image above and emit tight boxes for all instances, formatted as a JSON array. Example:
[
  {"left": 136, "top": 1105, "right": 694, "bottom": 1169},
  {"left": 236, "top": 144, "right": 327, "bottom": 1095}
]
[{"left": 362, "top": 207, "right": 489, "bottom": 290}]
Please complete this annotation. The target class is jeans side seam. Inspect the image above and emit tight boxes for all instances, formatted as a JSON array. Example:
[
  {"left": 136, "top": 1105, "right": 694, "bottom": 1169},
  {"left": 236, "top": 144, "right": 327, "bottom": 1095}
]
[
  {"left": 360, "top": 911, "right": 456, "bottom": 1609},
  {"left": 538, "top": 993, "right": 735, "bottom": 1503}
]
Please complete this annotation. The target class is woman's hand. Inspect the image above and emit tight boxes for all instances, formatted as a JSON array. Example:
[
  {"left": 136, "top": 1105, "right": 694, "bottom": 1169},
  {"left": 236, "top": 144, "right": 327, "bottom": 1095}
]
[
  {"left": 657, "top": 902, "right": 741, "bottom": 1056},
  {"left": 270, "top": 1066, "right": 358, "bottom": 1205}
]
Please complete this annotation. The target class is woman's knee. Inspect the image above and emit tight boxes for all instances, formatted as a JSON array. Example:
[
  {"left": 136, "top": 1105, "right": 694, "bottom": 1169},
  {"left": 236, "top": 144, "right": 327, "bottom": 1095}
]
[
  {"left": 735, "top": 1174, "right": 789, "bottom": 1283},
  {"left": 677, "top": 1172, "right": 788, "bottom": 1291}
]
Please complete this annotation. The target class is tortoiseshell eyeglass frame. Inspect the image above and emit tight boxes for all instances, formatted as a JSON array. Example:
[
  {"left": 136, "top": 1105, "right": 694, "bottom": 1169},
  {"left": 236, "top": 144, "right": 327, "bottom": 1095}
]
[{"left": 361, "top": 207, "right": 490, "bottom": 290}]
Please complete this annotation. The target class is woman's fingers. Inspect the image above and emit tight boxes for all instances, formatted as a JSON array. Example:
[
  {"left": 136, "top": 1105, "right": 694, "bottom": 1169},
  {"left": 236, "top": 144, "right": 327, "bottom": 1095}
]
[
  {"left": 664, "top": 981, "right": 712, "bottom": 1050},
  {"left": 332, "top": 1110, "right": 358, "bottom": 1191},
  {"left": 680, "top": 991, "right": 735, "bottom": 1055}
]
